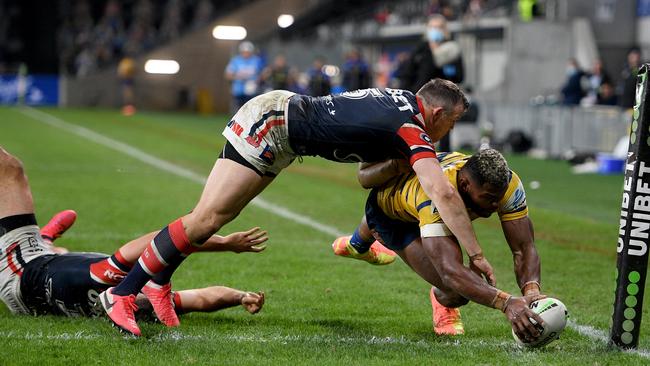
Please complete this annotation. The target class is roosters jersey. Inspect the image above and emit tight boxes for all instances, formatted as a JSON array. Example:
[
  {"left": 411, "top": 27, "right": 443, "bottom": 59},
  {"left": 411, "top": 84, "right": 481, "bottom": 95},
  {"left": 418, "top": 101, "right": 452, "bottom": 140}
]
[
  {"left": 287, "top": 88, "right": 436, "bottom": 165},
  {"left": 374, "top": 152, "right": 528, "bottom": 237}
]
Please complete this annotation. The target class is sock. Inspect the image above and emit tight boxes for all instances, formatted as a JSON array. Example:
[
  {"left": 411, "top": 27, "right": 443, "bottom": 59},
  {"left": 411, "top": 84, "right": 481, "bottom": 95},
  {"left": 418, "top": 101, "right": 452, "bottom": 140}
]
[
  {"left": 349, "top": 228, "right": 373, "bottom": 253},
  {"left": 113, "top": 218, "right": 193, "bottom": 296},
  {"left": 150, "top": 250, "right": 193, "bottom": 285},
  {"left": 90, "top": 250, "right": 134, "bottom": 285}
]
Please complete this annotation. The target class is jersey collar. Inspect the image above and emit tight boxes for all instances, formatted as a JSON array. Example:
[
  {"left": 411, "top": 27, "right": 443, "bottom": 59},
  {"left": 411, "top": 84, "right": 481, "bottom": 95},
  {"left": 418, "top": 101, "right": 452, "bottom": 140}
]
[{"left": 414, "top": 96, "right": 427, "bottom": 128}]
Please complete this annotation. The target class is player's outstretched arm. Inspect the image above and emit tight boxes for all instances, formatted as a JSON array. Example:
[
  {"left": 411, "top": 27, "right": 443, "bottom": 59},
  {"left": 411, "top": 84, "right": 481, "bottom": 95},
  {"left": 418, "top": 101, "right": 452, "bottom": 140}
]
[
  {"left": 116, "top": 227, "right": 267, "bottom": 263},
  {"left": 502, "top": 217, "right": 541, "bottom": 295},
  {"left": 357, "top": 159, "right": 411, "bottom": 189},
  {"left": 196, "top": 227, "right": 268, "bottom": 253},
  {"left": 422, "top": 235, "right": 544, "bottom": 342},
  {"left": 412, "top": 157, "right": 496, "bottom": 285},
  {"left": 175, "top": 287, "right": 265, "bottom": 314}
]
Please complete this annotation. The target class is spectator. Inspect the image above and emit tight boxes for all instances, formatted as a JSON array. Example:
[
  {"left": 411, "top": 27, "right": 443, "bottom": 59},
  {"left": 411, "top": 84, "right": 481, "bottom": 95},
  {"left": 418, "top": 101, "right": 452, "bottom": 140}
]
[
  {"left": 560, "top": 58, "right": 587, "bottom": 105},
  {"left": 618, "top": 47, "right": 642, "bottom": 109},
  {"left": 597, "top": 81, "right": 618, "bottom": 106},
  {"left": 261, "top": 54, "right": 295, "bottom": 92},
  {"left": 225, "top": 41, "right": 264, "bottom": 113},
  {"left": 583, "top": 59, "right": 611, "bottom": 105},
  {"left": 341, "top": 49, "right": 371, "bottom": 91},
  {"left": 400, "top": 14, "right": 464, "bottom": 91},
  {"left": 307, "top": 57, "right": 331, "bottom": 96},
  {"left": 400, "top": 14, "right": 464, "bottom": 151}
]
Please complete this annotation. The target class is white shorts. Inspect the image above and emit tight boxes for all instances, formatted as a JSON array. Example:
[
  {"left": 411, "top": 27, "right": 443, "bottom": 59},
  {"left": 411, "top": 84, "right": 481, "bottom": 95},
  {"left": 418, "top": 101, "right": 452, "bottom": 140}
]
[
  {"left": 0, "top": 225, "right": 54, "bottom": 314},
  {"left": 222, "top": 90, "right": 297, "bottom": 176}
]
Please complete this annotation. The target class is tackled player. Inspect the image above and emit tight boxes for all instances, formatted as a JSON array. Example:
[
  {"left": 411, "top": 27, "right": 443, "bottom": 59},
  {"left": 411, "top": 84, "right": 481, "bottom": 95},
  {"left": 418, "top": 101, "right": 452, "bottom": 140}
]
[{"left": 0, "top": 147, "right": 266, "bottom": 329}]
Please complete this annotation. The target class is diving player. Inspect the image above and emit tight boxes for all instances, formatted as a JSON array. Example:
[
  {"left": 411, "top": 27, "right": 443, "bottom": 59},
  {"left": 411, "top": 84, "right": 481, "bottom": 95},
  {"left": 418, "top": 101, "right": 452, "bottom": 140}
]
[
  {"left": 0, "top": 147, "right": 266, "bottom": 323},
  {"left": 332, "top": 149, "right": 543, "bottom": 343},
  {"left": 100, "top": 79, "right": 512, "bottom": 337}
]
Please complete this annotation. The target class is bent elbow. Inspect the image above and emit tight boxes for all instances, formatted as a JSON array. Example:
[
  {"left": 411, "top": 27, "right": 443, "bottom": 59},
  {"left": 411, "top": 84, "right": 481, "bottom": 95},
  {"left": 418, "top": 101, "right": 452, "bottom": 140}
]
[{"left": 432, "top": 183, "right": 456, "bottom": 202}]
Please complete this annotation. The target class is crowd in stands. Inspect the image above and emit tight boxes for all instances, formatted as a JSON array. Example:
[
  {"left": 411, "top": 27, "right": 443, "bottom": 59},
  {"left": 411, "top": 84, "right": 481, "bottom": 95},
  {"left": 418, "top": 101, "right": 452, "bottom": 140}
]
[
  {"left": 56, "top": 0, "right": 253, "bottom": 77},
  {"left": 560, "top": 47, "right": 645, "bottom": 109}
]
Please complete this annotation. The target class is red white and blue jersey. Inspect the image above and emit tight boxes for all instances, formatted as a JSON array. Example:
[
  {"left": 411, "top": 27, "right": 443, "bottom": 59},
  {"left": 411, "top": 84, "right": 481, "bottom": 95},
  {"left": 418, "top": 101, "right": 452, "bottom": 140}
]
[{"left": 287, "top": 88, "right": 436, "bottom": 165}]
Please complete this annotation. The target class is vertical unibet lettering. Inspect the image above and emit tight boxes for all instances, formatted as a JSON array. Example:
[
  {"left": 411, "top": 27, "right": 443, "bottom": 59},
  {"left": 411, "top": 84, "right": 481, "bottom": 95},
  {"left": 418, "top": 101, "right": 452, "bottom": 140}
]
[{"left": 611, "top": 64, "right": 650, "bottom": 349}]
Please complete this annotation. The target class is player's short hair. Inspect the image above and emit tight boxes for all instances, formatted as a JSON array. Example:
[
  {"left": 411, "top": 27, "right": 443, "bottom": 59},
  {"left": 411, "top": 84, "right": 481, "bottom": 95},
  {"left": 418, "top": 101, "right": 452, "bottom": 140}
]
[
  {"left": 463, "top": 148, "right": 510, "bottom": 189},
  {"left": 416, "top": 78, "right": 469, "bottom": 115}
]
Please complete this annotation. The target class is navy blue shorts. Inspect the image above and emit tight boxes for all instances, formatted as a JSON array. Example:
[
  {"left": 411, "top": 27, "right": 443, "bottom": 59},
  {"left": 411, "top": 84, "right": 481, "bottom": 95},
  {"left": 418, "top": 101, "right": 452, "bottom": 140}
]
[
  {"left": 365, "top": 189, "right": 420, "bottom": 251},
  {"left": 20, "top": 253, "right": 110, "bottom": 316}
]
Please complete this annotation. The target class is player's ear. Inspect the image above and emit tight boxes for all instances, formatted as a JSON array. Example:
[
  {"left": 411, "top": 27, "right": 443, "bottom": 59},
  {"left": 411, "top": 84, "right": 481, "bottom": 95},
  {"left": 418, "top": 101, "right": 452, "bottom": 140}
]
[
  {"left": 430, "top": 106, "right": 444, "bottom": 120},
  {"left": 458, "top": 172, "right": 470, "bottom": 192}
]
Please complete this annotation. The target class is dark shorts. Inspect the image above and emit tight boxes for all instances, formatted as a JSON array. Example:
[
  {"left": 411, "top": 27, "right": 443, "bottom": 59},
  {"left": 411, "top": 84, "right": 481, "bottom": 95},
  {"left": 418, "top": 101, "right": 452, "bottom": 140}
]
[
  {"left": 365, "top": 189, "right": 420, "bottom": 251},
  {"left": 218, "top": 141, "right": 277, "bottom": 177},
  {"left": 20, "top": 253, "right": 110, "bottom": 317}
]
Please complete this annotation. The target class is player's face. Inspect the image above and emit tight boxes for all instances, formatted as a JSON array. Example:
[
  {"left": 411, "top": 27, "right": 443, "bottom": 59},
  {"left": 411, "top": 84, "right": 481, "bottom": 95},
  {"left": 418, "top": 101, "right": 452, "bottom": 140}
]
[
  {"left": 460, "top": 178, "right": 507, "bottom": 218},
  {"left": 425, "top": 104, "right": 464, "bottom": 142}
]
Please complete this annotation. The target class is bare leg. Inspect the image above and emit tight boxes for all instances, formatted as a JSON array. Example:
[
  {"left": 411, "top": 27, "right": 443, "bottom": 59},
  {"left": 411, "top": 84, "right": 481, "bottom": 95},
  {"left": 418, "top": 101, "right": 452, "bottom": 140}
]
[
  {"left": 0, "top": 147, "right": 34, "bottom": 219},
  {"left": 183, "top": 158, "right": 275, "bottom": 243},
  {"left": 396, "top": 237, "right": 468, "bottom": 308}
]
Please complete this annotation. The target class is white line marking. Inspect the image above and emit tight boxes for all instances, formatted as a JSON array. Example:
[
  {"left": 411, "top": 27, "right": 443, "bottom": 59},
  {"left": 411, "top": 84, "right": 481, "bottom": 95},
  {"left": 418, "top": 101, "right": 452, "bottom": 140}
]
[
  {"left": 567, "top": 320, "right": 650, "bottom": 359},
  {"left": 19, "top": 107, "right": 344, "bottom": 237},
  {"left": 18, "top": 107, "right": 650, "bottom": 357}
]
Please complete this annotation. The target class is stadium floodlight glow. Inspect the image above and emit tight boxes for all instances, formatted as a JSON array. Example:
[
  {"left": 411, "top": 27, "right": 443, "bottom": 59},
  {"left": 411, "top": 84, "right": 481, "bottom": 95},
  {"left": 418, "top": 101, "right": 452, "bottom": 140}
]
[
  {"left": 277, "top": 14, "right": 294, "bottom": 28},
  {"left": 212, "top": 25, "right": 247, "bottom": 40},
  {"left": 144, "top": 59, "right": 180, "bottom": 74},
  {"left": 322, "top": 65, "right": 340, "bottom": 77}
]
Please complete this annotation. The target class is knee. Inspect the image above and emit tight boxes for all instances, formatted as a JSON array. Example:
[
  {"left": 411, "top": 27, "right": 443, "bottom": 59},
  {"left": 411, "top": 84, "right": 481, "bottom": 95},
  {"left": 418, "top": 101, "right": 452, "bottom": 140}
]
[{"left": 0, "top": 148, "right": 26, "bottom": 181}]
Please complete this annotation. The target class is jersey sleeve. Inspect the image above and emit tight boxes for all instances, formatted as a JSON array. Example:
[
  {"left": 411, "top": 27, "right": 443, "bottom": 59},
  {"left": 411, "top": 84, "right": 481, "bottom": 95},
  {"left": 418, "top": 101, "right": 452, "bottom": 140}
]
[
  {"left": 498, "top": 171, "right": 529, "bottom": 222},
  {"left": 415, "top": 190, "right": 452, "bottom": 237},
  {"left": 396, "top": 123, "right": 437, "bottom": 166}
]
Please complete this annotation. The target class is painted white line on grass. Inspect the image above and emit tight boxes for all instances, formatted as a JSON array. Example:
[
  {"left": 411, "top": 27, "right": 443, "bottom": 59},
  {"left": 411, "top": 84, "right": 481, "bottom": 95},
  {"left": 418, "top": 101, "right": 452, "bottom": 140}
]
[
  {"left": 19, "top": 107, "right": 344, "bottom": 238},
  {"left": 18, "top": 107, "right": 650, "bottom": 358},
  {"left": 567, "top": 320, "right": 650, "bottom": 359}
]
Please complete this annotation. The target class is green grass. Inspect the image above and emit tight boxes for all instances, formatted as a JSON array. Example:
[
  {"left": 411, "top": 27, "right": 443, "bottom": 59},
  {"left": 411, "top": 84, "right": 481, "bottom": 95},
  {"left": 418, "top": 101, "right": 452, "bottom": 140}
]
[{"left": 0, "top": 106, "right": 647, "bottom": 365}]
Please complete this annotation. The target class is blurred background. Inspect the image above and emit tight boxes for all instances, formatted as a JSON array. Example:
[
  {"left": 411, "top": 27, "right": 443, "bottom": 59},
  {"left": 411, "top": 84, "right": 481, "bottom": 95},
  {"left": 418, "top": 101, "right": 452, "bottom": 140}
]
[{"left": 1, "top": 0, "right": 648, "bottom": 165}]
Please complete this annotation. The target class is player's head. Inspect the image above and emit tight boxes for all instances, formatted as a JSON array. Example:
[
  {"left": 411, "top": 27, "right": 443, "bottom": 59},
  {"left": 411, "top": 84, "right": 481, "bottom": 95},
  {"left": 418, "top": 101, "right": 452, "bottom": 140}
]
[
  {"left": 238, "top": 41, "right": 255, "bottom": 58},
  {"left": 416, "top": 79, "right": 469, "bottom": 142},
  {"left": 426, "top": 14, "right": 448, "bottom": 42},
  {"left": 458, "top": 148, "right": 510, "bottom": 218}
]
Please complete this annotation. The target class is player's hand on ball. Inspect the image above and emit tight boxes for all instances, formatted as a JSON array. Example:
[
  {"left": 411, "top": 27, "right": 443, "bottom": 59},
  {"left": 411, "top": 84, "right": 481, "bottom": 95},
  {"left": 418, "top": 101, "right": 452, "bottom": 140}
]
[
  {"left": 241, "top": 291, "right": 265, "bottom": 314},
  {"left": 504, "top": 295, "right": 547, "bottom": 343},
  {"left": 224, "top": 227, "right": 268, "bottom": 253},
  {"left": 469, "top": 254, "right": 496, "bottom": 286}
]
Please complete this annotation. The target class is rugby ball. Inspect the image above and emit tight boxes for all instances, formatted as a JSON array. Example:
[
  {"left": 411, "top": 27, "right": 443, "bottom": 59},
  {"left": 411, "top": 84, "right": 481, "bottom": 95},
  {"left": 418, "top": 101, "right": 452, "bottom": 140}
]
[{"left": 512, "top": 297, "right": 568, "bottom": 348}]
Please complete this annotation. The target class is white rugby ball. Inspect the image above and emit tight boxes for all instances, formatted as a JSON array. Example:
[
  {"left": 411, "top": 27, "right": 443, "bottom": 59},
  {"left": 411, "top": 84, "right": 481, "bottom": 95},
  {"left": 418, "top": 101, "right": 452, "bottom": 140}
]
[{"left": 512, "top": 297, "right": 569, "bottom": 348}]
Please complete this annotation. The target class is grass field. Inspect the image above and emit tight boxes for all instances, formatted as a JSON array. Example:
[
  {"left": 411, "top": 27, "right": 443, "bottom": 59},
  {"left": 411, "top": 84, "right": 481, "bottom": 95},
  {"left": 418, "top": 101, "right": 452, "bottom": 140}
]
[{"left": 0, "top": 106, "right": 648, "bottom": 365}]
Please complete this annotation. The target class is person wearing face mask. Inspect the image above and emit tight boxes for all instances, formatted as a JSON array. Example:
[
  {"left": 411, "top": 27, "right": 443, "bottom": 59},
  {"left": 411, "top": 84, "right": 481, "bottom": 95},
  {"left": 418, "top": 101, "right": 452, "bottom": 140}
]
[
  {"left": 400, "top": 14, "right": 464, "bottom": 151},
  {"left": 560, "top": 58, "right": 587, "bottom": 106}
]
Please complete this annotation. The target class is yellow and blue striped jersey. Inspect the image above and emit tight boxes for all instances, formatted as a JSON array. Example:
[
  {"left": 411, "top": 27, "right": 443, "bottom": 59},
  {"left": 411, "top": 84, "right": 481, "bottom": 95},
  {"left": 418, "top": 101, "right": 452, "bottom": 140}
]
[{"left": 375, "top": 152, "right": 528, "bottom": 237}]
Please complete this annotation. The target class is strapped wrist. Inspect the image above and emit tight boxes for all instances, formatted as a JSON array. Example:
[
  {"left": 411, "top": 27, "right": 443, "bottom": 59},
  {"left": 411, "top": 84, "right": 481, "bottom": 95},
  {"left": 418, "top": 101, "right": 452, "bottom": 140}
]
[
  {"left": 521, "top": 281, "right": 541, "bottom": 296},
  {"left": 491, "top": 290, "right": 512, "bottom": 312}
]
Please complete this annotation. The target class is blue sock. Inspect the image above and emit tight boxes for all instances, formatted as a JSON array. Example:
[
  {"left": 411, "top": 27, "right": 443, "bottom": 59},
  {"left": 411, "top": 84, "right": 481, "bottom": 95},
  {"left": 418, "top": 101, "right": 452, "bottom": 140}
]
[
  {"left": 113, "top": 220, "right": 191, "bottom": 296},
  {"left": 349, "top": 228, "right": 373, "bottom": 253}
]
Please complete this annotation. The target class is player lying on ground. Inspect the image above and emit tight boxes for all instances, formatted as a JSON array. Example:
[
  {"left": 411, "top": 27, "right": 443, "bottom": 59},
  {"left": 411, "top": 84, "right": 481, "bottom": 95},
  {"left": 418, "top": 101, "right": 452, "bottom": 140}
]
[
  {"left": 0, "top": 147, "right": 265, "bottom": 321},
  {"left": 98, "top": 79, "right": 504, "bottom": 337},
  {"left": 332, "top": 150, "right": 543, "bottom": 343}
]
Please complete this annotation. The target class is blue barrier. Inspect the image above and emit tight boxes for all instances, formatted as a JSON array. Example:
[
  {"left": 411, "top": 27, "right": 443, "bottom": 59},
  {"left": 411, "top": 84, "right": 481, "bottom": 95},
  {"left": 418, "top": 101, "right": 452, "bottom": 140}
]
[{"left": 0, "top": 74, "right": 59, "bottom": 106}]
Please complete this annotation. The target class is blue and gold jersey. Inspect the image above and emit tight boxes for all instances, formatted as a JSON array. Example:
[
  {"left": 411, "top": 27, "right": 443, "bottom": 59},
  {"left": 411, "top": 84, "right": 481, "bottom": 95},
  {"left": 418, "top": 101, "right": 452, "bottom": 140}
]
[{"left": 375, "top": 152, "right": 528, "bottom": 237}]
